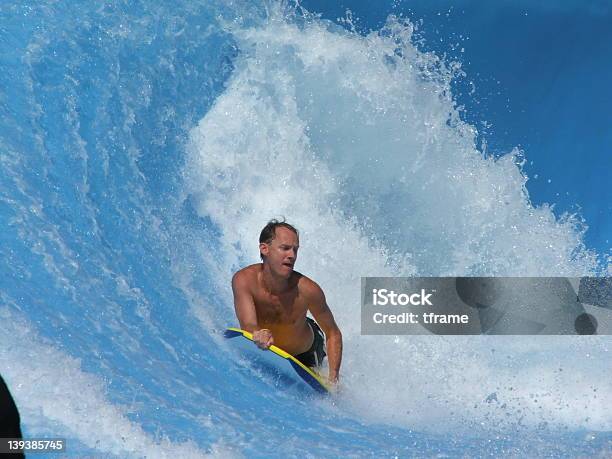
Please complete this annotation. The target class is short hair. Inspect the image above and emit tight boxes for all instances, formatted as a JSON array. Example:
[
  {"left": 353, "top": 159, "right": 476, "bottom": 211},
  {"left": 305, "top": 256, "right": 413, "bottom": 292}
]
[{"left": 259, "top": 219, "right": 299, "bottom": 260}]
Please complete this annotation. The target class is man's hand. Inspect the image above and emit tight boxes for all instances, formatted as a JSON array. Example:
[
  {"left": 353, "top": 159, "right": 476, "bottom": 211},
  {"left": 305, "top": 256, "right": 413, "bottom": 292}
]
[
  {"left": 326, "top": 375, "right": 341, "bottom": 394},
  {"left": 252, "top": 329, "right": 274, "bottom": 349}
]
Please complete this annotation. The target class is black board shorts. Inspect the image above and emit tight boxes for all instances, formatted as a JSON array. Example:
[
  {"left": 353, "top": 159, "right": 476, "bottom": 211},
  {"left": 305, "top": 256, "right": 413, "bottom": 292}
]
[{"left": 294, "top": 317, "right": 326, "bottom": 368}]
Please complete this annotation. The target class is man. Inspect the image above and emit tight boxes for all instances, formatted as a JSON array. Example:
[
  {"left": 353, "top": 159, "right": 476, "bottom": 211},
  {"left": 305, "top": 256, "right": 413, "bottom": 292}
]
[{"left": 231, "top": 220, "right": 343, "bottom": 384}]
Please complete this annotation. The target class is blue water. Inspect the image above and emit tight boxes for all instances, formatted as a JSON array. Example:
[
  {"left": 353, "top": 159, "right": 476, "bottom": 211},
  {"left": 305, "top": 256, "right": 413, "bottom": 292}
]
[{"left": 1, "top": 1, "right": 611, "bottom": 457}]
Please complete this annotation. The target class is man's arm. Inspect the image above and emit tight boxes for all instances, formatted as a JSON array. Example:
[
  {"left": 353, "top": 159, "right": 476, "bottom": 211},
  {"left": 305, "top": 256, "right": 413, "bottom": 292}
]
[
  {"left": 306, "top": 281, "right": 342, "bottom": 383},
  {"left": 231, "top": 271, "right": 273, "bottom": 349}
]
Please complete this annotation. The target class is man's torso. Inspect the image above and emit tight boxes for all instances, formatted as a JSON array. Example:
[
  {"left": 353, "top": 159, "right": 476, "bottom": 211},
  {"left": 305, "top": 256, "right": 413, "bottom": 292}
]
[{"left": 240, "top": 264, "right": 313, "bottom": 355}]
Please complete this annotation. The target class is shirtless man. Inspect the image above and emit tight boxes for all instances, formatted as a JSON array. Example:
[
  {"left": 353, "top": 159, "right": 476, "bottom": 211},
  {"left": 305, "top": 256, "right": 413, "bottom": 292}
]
[{"left": 231, "top": 220, "right": 343, "bottom": 383}]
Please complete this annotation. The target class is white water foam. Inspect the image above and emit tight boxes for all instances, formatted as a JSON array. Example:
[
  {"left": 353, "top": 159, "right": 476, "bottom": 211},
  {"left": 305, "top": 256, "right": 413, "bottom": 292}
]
[
  {"left": 183, "top": 5, "right": 610, "bottom": 435},
  {"left": 0, "top": 306, "right": 239, "bottom": 458}
]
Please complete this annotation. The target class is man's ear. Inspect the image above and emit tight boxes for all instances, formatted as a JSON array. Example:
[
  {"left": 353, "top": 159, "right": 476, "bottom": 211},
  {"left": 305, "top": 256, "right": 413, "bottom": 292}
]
[{"left": 259, "top": 242, "right": 269, "bottom": 258}]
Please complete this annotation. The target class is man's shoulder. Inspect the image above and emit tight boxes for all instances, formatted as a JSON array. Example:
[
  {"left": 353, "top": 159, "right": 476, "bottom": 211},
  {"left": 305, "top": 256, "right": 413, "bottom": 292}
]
[
  {"left": 296, "top": 274, "right": 327, "bottom": 309},
  {"left": 232, "top": 264, "right": 261, "bottom": 284},
  {"left": 296, "top": 273, "right": 323, "bottom": 296}
]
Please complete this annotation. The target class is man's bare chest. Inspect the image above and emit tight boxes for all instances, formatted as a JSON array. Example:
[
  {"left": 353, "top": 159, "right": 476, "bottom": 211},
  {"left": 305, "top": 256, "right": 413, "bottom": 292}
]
[{"left": 253, "top": 290, "right": 308, "bottom": 324}]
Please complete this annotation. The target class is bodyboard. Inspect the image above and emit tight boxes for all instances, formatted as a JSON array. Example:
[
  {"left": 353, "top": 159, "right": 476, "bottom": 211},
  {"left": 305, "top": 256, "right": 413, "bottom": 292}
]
[{"left": 224, "top": 327, "right": 331, "bottom": 394}]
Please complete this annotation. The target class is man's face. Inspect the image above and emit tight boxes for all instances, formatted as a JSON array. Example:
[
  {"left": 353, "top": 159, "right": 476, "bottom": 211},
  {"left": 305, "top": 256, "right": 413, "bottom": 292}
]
[{"left": 260, "top": 227, "right": 299, "bottom": 278}]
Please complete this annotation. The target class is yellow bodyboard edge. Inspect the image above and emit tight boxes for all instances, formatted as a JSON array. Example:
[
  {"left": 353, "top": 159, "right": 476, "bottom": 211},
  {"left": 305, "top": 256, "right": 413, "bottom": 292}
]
[{"left": 227, "top": 327, "right": 331, "bottom": 392}]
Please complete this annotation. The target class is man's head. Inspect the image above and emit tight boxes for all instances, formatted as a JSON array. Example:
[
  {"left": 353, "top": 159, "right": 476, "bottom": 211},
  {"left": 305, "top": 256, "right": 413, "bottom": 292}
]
[{"left": 259, "top": 220, "right": 299, "bottom": 277}]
